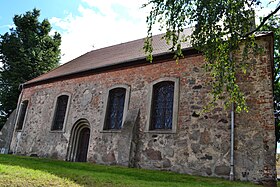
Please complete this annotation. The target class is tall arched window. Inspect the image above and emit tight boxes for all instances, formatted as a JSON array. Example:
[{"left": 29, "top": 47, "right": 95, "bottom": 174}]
[
  {"left": 151, "top": 81, "right": 174, "bottom": 130},
  {"left": 146, "top": 77, "right": 179, "bottom": 133},
  {"left": 16, "top": 100, "right": 29, "bottom": 130},
  {"left": 52, "top": 95, "right": 69, "bottom": 131},
  {"left": 104, "top": 88, "right": 126, "bottom": 130}
]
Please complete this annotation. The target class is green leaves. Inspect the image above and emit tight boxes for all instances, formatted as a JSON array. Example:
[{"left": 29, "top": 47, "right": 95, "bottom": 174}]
[
  {"left": 0, "top": 9, "right": 61, "bottom": 129},
  {"left": 144, "top": 0, "right": 278, "bottom": 112}
]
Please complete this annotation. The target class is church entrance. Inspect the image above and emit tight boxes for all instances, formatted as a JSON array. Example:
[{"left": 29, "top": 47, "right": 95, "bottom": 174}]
[
  {"left": 67, "top": 119, "right": 90, "bottom": 162},
  {"left": 76, "top": 127, "right": 90, "bottom": 162}
]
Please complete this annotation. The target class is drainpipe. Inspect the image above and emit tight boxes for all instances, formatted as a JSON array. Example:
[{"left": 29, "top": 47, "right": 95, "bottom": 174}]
[
  {"left": 230, "top": 101, "right": 235, "bottom": 180},
  {"left": 229, "top": 50, "right": 235, "bottom": 181}
]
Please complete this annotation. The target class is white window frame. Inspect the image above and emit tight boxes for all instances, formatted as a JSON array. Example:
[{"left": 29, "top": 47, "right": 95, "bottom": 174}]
[
  {"left": 101, "top": 84, "right": 130, "bottom": 132},
  {"left": 15, "top": 100, "right": 29, "bottom": 131},
  {"left": 50, "top": 92, "right": 71, "bottom": 132},
  {"left": 145, "top": 77, "right": 179, "bottom": 133}
]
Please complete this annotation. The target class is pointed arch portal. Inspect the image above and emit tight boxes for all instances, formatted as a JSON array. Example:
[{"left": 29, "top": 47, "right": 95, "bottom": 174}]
[{"left": 67, "top": 119, "right": 90, "bottom": 162}]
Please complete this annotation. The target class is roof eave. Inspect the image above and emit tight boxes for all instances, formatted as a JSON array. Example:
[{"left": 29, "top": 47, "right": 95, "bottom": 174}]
[{"left": 23, "top": 47, "right": 197, "bottom": 88}]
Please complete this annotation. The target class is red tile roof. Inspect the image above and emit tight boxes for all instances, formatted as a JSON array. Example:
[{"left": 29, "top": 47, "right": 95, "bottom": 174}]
[{"left": 25, "top": 28, "right": 193, "bottom": 85}]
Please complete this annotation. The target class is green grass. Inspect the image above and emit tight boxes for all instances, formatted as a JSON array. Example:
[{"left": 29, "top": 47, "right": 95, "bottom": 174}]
[{"left": 0, "top": 154, "right": 261, "bottom": 187}]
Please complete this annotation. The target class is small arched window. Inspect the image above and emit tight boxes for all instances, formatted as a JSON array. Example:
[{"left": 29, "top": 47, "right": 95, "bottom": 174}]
[
  {"left": 104, "top": 88, "right": 126, "bottom": 130},
  {"left": 151, "top": 81, "right": 174, "bottom": 130},
  {"left": 52, "top": 95, "right": 69, "bottom": 131},
  {"left": 16, "top": 100, "right": 29, "bottom": 130}
]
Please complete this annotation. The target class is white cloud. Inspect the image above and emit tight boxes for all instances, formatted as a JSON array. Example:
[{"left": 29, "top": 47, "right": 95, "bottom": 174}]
[
  {"left": 0, "top": 24, "right": 14, "bottom": 29},
  {"left": 54, "top": 0, "right": 278, "bottom": 64},
  {"left": 255, "top": 1, "right": 280, "bottom": 25},
  {"left": 50, "top": 0, "right": 157, "bottom": 64}
]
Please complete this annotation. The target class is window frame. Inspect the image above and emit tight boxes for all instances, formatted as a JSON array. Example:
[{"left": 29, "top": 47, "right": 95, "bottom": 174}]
[
  {"left": 50, "top": 93, "right": 71, "bottom": 132},
  {"left": 15, "top": 100, "right": 29, "bottom": 131},
  {"left": 101, "top": 84, "right": 130, "bottom": 132},
  {"left": 145, "top": 77, "right": 179, "bottom": 133}
]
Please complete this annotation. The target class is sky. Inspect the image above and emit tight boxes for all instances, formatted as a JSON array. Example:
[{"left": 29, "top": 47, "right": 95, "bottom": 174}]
[
  {"left": 1, "top": 0, "right": 278, "bottom": 64},
  {"left": 0, "top": 0, "right": 278, "bottom": 64},
  {"left": 0, "top": 0, "right": 153, "bottom": 64},
  {"left": 0, "top": 0, "right": 280, "bottom": 152}
]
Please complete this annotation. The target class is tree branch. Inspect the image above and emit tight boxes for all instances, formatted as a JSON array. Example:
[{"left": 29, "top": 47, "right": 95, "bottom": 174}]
[{"left": 244, "top": 4, "right": 280, "bottom": 37}]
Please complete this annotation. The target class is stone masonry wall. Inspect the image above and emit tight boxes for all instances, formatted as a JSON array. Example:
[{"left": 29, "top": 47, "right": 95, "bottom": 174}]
[
  {"left": 9, "top": 35, "right": 275, "bottom": 184},
  {"left": 0, "top": 110, "right": 16, "bottom": 154}
]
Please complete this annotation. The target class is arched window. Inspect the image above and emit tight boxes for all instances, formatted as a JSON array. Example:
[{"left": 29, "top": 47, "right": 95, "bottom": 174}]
[
  {"left": 16, "top": 100, "right": 29, "bottom": 130},
  {"left": 104, "top": 88, "right": 126, "bottom": 130},
  {"left": 52, "top": 95, "right": 69, "bottom": 131},
  {"left": 146, "top": 77, "right": 179, "bottom": 133},
  {"left": 151, "top": 81, "right": 174, "bottom": 130}
]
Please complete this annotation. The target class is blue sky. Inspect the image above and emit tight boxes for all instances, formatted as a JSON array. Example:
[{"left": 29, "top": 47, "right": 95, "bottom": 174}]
[
  {"left": 0, "top": 0, "right": 81, "bottom": 31},
  {"left": 0, "top": 0, "right": 278, "bottom": 64},
  {"left": 0, "top": 0, "right": 150, "bottom": 63},
  {"left": 0, "top": 0, "right": 278, "bottom": 63}
]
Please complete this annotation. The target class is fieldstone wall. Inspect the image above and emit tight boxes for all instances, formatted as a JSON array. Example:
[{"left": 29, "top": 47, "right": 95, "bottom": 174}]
[
  {"left": 0, "top": 110, "right": 16, "bottom": 154},
  {"left": 9, "top": 35, "right": 275, "bottom": 184}
]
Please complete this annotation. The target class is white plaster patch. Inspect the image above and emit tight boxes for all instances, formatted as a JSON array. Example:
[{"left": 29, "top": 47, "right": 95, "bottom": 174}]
[{"left": 81, "top": 89, "right": 92, "bottom": 107}]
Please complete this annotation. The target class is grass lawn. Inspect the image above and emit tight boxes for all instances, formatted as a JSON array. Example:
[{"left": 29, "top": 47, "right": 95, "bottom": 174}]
[{"left": 0, "top": 154, "right": 265, "bottom": 187}]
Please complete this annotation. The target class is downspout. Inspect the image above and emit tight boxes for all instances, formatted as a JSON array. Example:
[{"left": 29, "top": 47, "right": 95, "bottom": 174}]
[
  {"left": 229, "top": 51, "right": 235, "bottom": 181},
  {"left": 230, "top": 103, "right": 235, "bottom": 181},
  {"left": 9, "top": 83, "right": 24, "bottom": 154}
]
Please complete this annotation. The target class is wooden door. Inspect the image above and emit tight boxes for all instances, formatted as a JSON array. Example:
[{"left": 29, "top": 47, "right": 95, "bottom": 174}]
[{"left": 76, "top": 128, "right": 90, "bottom": 162}]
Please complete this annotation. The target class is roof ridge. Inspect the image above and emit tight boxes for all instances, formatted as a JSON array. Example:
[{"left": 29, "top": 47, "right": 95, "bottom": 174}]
[{"left": 25, "top": 28, "right": 194, "bottom": 85}]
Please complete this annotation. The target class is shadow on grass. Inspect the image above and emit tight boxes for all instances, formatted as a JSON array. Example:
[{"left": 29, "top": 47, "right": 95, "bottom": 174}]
[{"left": 0, "top": 154, "right": 258, "bottom": 187}]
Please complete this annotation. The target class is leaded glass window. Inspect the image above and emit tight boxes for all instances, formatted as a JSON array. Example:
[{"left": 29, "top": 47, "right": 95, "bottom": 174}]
[
  {"left": 16, "top": 100, "right": 28, "bottom": 130},
  {"left": 151, "top": 81, "right": 174, "bottom": 130},
  {"left": 105, "top": 88, "right": 126, "bottom": 130},
  {"left": 52, "top": 95, "right": 69, "bottom": 131}
]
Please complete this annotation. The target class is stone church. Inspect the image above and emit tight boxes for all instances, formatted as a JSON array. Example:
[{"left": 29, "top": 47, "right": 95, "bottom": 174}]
[{"left": 5, "top": 28, "right": 276, "bottom": 184}]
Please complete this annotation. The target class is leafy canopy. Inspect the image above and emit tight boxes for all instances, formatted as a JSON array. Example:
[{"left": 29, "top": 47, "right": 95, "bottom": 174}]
[
  {"left": 0, "top": 9, "right": 61, "bottom": 128},
  {"left": 143, "top": 0, "right": 280, "bottom": 112}
]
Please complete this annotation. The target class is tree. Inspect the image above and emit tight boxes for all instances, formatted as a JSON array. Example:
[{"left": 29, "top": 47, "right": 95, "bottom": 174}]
[
  {"left": 0, "top": 9, "right": 61, "bottom": 129},
  {"left": 143, "top": 0, "right": 280, "bottom": 112}
]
